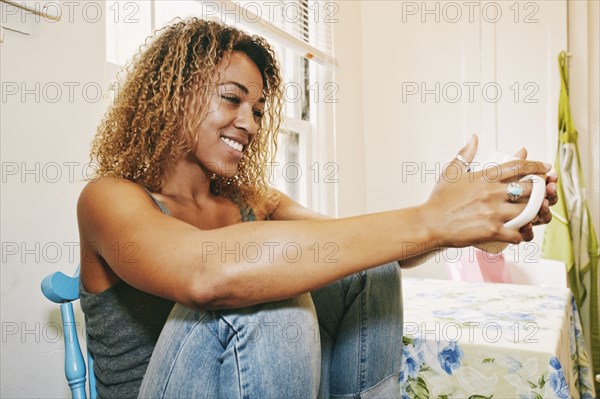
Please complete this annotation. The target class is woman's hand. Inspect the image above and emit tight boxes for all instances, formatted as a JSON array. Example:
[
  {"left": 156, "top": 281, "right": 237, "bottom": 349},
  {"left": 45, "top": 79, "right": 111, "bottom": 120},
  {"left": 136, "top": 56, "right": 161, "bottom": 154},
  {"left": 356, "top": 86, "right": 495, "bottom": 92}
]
[
  {"left": 421, "top": 135, "right": 552, "bottom": 248},
  {"left": 513, "top": 148, "right": 558, "bottom": 242}
]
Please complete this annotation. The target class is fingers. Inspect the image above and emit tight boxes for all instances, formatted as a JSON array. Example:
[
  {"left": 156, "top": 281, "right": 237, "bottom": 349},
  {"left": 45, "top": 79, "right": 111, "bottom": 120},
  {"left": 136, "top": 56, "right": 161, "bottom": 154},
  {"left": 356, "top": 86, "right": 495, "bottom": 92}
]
[
  {"left": 546, "top": 172, "right": 558, "bottom": 206},
  {"left": 547, "top": 187, "right": 558, "bottom": 207},
  {"left": 497, "top": 200, "right": 528, "bottom": 222},
  {"left": 546, "top": 182, "right": 558, "bottom": 206},
  {"left": 489, "top": 181, "right": 540, "bottom": 231},
  {"left": 533, "top": 198, "right": 552, "bottom": 226},
  {"left": 436, "top": 138, "right": 553, "bottom": 246},
  {"left": 514, "top": 147, "right": 528, "bottom": 160},
  {"left": 531, "top": 172, "right": 557, "bottom": 226},
  {"left": 509, "top": 179, "right": 535, "bottom": 201},
  {"left": 485, "top": 159, "right": 552, "bottom": 182},
  {"left": 495, "top": 226, "right": 524, "bottom": 245},
  {"left": 448, "top": 135, "right": 478, "bottom": 171},
  {"left": 462, "top": 134, "right": 478, "bottom": 162},
  {"left": 519, "top": 222, "right": 534, "bottom": 242},
  {"left": 485, "top": 223, "right": 532, "bottom": 247},
  {"left": 488, "top": 179, "right": 536, "bottom": 203},
  {"left": 546, "top": 171, "right": 558, "bottom": 184}
]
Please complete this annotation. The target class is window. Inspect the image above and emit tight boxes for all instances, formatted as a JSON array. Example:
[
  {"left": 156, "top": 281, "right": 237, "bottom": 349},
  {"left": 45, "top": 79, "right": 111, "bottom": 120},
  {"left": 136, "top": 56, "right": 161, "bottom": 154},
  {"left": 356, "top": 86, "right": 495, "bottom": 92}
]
[{"left": 105, "top": 0, "right": 337, "bottom": 213}]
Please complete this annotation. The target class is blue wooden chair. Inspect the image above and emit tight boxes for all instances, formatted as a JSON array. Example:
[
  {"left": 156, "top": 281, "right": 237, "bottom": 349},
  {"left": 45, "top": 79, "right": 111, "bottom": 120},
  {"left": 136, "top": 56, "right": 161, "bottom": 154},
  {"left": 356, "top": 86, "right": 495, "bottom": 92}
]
[{"left": 41, "top": 266, "right": 97, "bottom": 399}]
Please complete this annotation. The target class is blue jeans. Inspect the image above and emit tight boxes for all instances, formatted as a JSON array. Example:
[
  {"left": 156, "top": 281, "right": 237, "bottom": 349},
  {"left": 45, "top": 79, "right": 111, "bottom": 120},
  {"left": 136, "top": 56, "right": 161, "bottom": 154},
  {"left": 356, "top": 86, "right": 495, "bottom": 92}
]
[{"left": 138, "top": 262, "right": 403, "bottom": 398}]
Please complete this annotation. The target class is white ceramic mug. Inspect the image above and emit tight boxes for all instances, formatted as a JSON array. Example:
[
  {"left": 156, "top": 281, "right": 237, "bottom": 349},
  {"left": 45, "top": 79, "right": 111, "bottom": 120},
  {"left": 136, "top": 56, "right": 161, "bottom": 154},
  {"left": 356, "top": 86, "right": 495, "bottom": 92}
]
[{"left": 470, "top": 152, "right": 547, "bottom": 254}]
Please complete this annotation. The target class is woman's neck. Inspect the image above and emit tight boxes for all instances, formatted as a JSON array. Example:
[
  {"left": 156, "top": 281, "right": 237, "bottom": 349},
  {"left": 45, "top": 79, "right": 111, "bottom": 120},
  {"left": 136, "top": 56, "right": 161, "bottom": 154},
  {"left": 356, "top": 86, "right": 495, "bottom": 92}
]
[{"left": 158, "top": 154, "right": 215, "bottom": 205}]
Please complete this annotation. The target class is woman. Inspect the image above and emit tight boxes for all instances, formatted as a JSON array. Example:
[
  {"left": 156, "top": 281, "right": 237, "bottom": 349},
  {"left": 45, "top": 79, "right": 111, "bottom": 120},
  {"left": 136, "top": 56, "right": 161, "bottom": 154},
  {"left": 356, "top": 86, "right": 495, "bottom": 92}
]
[{"left": 78, "top": 18, "right": 557, "bottom": 399}]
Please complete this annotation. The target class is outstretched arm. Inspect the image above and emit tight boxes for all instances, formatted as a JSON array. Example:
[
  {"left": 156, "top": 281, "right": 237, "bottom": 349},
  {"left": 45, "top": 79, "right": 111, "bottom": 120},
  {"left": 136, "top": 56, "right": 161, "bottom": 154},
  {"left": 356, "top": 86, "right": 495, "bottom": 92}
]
[
  {"left": 79, "top": 178, "right": 437, "bottom": 309},
  {"left": 269, "top": 137, "right": 557, "bottom": 267},
  {"left": 78, "top": 140, "right": 550, "bottom": 311},
  {"left": 268, "top": 188, "right": 441, "bottom": 268}
]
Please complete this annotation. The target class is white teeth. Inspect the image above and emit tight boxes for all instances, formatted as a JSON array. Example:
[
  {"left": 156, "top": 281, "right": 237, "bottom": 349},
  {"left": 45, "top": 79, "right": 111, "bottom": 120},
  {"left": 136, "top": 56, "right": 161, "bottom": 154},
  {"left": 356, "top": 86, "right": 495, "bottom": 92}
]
[{"left": 221, "top": 137, "right": 243, "bottom": 152}]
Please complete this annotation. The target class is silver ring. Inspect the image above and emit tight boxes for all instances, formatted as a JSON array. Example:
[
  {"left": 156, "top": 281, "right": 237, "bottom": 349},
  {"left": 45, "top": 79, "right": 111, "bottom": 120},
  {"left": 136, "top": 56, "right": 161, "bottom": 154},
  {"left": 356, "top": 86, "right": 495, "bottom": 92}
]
[
  {"left": 506, "top": 182, "right": 525, "bottom": 202},
  {"left": 455, "top": 154, "right": 470, "bottom": 171}
]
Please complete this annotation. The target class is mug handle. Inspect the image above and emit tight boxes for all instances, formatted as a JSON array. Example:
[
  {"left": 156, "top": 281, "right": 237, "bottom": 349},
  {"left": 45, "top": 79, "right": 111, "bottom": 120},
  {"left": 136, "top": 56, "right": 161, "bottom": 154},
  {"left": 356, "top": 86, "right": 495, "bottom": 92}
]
[{"left": 503, "top": 174, "right": 546, "bottom": 230}]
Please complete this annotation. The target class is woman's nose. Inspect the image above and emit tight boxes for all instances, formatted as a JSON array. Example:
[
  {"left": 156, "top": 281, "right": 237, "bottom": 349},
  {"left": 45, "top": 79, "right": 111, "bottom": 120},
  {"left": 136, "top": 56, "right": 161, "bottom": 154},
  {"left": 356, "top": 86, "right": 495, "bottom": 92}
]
[{"left": 235, "top": 108, "right": 258, "bottom": 134}]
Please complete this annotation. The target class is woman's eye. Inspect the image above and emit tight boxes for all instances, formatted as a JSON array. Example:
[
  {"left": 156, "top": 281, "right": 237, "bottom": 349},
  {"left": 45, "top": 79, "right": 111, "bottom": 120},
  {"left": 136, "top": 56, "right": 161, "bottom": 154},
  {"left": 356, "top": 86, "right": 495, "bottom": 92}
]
[
  {"left": 221, "top": 95, "right": 240, "bottom": 104},
  {"left": 253, "top": 110, "right": 264, "bottom": 119}
]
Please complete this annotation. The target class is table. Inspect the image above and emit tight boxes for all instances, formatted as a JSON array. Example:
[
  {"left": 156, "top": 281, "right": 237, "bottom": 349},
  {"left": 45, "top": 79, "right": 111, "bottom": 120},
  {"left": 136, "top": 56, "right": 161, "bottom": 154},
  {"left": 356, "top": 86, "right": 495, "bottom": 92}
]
[{"left": 399, "top": 278, "right": 596, "bottom": 399}]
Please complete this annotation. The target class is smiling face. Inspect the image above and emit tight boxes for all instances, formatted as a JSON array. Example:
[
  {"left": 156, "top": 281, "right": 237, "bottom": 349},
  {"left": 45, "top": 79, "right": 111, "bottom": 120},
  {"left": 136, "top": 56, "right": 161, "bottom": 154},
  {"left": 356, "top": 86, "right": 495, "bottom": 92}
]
[{"left": 189, "top": 51, "right": 265, "bottom": 178}]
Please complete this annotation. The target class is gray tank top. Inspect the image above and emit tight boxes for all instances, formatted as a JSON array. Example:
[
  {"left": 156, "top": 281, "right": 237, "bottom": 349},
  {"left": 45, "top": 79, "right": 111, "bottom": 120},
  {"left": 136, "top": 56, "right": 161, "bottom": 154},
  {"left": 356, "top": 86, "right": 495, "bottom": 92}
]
[{"left": 80, "top": 190, "right": 256, "bottom": 398}]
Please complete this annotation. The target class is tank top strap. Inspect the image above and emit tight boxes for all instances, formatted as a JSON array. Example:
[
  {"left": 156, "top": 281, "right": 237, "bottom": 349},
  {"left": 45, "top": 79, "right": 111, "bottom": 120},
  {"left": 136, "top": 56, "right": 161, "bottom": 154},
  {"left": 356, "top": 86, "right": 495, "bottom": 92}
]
[
  {"left": 143, "top": 187, "right": 257, "bottom": 221},
  {"left": 232, "top": 196, "right": 256, "bottom": 222},
  {"left": 143, "top": 187, "right": 171, "bottom": 216},
  {"left": 239, "top": 205, "right": 257, "bottom": 222}
]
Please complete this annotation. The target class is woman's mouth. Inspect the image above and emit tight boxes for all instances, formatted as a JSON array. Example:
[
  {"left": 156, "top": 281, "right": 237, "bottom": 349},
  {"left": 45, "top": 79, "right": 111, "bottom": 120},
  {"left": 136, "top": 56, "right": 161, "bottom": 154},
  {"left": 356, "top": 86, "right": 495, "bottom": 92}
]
[{"left": 221, "top": 137, "right": 244, "bottom": 152}]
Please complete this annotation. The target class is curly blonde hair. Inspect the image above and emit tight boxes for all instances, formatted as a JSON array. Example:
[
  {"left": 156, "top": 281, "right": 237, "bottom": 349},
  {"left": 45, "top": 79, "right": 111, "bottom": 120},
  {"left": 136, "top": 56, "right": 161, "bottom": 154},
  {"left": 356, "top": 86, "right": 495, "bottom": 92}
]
[{"left": 91, "top": 18, "right": 283, "bottom": 213}]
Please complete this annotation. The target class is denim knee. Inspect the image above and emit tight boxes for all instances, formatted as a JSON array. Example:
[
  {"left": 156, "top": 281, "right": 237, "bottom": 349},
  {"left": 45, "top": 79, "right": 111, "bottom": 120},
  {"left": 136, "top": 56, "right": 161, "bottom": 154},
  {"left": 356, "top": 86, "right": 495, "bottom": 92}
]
[
  {"left": 327, "top": 262, "right": 403, "bottom": 397},
  {"left": 364, "top": 261, "right": 402, "bottom": 296},
  {"left": 140, "top": 293, "right": 321, "bottom": 399},
  {"left": 218, "top": 293, "right": 321, "bottom": 398}
]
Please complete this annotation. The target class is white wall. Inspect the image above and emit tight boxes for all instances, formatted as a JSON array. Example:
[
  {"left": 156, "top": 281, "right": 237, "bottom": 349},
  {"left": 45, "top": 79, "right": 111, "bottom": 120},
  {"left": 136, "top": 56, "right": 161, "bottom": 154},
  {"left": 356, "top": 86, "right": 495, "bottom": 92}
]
[
  {"left": 333, "top": 2, "right": 598, "bottom": 244},
  {"left": 332, "top": 2, "right": 367, "bottom": 217},
  {"left": 1, "top": 2, "right": 107, "bottom": 397},
  {"left": 359, "top": 0, "right": 567, "bottom": 208},
  {"left": 357, "top": 0, "right": 576, "bottom": 280}
]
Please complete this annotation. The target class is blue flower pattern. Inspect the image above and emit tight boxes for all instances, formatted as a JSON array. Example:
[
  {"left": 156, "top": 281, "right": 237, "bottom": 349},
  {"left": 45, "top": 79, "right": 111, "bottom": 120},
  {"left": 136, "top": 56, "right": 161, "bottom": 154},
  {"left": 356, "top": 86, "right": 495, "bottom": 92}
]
[
  {"left": 399, "top": 278, "right": 596, "bottom": 398},
  {"left": 438, "top": 341, "right": 464, "bottom": 375},
  {"left": 548, "top": 356, "right": 570, "bottom": 399},
  {"left": 399, "top": 337, "right": 425, "bottom": 396},
  {"left": 570, "top": 296, "right": 595, "bottom": 397}
]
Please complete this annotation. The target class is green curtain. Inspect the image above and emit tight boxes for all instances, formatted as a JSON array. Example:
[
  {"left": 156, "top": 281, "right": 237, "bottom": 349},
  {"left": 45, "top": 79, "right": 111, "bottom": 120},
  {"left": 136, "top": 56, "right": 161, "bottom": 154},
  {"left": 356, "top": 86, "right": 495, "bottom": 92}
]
[{"left": 542, "top": 51, "right": 599, "bottom": 392}]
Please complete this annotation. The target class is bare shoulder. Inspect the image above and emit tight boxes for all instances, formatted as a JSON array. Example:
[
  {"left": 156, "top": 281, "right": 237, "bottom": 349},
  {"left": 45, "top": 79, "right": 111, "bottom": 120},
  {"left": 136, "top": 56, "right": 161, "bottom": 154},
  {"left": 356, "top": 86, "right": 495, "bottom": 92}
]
[
  {"left": 78, "top": 176, "right": 152, "bottom": 211},
  {"left": 77, "top": 177, "right": 167, "bottom": 292},
  {"left": 77, "top": 176, "right": 211, "bottom": 304},
  {"left": 78, "top": 176, "right": 161, "bottom": 229}
]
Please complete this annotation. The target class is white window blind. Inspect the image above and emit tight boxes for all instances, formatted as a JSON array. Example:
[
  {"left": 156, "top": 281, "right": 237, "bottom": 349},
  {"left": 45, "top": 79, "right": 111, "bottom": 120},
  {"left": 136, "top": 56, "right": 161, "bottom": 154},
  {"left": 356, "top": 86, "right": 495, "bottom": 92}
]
[{"left": 196, "top": 0, "right": 336, "bottom": 66}]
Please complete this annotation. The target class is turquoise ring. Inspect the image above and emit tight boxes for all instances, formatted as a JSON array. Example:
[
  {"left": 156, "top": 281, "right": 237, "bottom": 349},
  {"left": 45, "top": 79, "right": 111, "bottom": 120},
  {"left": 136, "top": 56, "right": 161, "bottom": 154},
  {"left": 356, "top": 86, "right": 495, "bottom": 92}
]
[{"left": 506, "top": 182, "right": 525, "bottom": 202}]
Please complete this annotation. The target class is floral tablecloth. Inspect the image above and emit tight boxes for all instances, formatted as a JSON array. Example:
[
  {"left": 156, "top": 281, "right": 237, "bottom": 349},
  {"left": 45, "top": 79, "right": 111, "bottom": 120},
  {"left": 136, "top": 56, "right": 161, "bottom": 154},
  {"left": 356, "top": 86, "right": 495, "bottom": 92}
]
[{"left": 399, "top": 278, "right": 596, "bottom": 399}]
